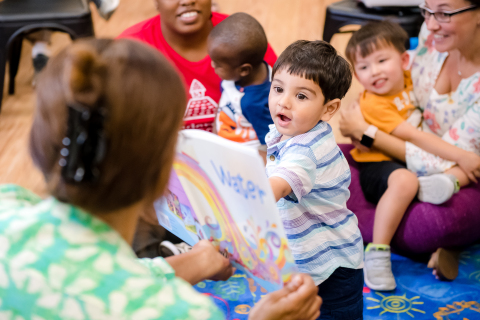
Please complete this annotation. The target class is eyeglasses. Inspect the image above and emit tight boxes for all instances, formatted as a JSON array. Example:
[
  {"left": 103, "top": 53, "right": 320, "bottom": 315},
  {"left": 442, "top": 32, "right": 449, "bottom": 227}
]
[{"left": 419, "top": 3, "right": 478, "bottom": 23}]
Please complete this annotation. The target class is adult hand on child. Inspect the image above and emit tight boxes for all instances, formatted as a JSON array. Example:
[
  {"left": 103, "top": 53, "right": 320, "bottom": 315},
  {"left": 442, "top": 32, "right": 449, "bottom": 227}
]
[
  {"left": 352, "top": 137, "right": 371, "bottom": 153},
  {"left": 456, "top": 151, "right": 480, "bottom": 183},
  {"left": 248, "top": 274, "right": 321, "bottom": 320},
  {"left": 339, "top": 101, "right": 369, "bottom": 141}
]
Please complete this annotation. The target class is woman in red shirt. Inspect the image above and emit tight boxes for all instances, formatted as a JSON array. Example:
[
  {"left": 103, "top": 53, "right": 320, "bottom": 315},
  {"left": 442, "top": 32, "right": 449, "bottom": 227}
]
[
  {"left": 119, "top": 0, "right": 277, "bottom": 260},
  {"left": 119, "top": 0, "right": 277, "bottom": 132}
]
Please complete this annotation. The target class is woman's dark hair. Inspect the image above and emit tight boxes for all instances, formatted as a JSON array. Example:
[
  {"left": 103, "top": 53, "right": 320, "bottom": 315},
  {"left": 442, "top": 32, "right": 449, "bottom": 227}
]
[
  {"left": 272, "top": 40, "right": 352, "bottom": 102},
  {"left": 30, "top": 38, "right": 186, "bottom": 213},
  {"left": 345, "top": 20, "right": 408, "bottom": 65}
]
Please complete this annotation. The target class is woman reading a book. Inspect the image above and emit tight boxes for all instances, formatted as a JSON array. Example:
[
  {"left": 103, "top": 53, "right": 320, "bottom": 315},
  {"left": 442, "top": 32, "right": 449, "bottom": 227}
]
[
  {"left": 0, "top": 38, "right": 321, "bottom": 319},
  {"left": 118, "top": 0, "right": 276, "bottom": 132}
]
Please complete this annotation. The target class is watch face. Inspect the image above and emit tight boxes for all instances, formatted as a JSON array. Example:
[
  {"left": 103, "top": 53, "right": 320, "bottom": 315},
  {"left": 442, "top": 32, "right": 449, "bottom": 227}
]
[{"left": 360, "top": 135, "right": 374, "bottom": 148}]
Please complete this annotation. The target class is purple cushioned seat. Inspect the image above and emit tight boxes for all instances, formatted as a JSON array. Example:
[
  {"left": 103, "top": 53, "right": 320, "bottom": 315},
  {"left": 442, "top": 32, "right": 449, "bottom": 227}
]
[{"left": 340, "top": 144, "right": 480, "bottom": 254}]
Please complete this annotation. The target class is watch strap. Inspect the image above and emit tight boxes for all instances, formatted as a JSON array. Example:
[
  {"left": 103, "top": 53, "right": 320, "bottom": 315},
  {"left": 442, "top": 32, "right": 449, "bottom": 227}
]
[
  {"left": 364, "top": 125, "right": 378, "bottom": 139},
  {"left": 360, "top": 125, "right": 378, "bottom": 148}
]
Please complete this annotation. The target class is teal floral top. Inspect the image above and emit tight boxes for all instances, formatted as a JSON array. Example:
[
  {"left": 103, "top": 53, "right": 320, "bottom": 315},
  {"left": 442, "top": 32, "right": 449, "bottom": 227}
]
[{"left": 0, "top": 184, "right": 224, "bottom": 320}]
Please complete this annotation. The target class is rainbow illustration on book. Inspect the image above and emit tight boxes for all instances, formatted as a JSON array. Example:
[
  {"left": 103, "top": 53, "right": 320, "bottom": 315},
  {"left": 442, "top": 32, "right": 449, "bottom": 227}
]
[{"left": 155, "top": 130, "right": 297, "bottom": 291}]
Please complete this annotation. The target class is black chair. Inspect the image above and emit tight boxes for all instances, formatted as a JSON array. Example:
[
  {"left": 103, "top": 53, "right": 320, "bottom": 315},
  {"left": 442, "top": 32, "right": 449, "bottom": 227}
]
[
  {"left": 0, "top": 0, "right": 94, "bottom": 112},
  {"left": 323, "top": 0, "right": 423, "bottom": 46}
]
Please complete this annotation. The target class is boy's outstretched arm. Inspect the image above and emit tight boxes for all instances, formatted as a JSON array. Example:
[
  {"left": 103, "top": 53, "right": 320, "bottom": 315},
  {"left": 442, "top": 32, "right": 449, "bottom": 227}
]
[{"left": 269, "top": 177, "right": 292, "bottom": 202}]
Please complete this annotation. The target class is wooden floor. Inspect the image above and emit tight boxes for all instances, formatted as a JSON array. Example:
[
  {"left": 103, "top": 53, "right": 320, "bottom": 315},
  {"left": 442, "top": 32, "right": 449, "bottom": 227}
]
[{"left": 0, "top": 0, "right": 362, "bottom": 197}]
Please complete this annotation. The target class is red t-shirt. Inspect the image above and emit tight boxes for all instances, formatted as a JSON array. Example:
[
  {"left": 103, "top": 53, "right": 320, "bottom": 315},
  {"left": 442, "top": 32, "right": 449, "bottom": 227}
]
[{"left": 118, "top": 12, "right": 277, "bottom": 132}]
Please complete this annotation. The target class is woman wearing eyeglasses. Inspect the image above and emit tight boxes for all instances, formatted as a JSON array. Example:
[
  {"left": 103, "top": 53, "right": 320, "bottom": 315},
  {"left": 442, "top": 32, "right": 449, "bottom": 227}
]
[{"left": 339, "top": 0, "right": 480, "bottom": 280}]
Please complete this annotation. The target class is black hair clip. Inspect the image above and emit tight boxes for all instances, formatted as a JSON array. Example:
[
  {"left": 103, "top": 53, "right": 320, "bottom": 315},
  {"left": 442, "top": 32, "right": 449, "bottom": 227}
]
[{"left": 59, "top": 102, "right": 107, "bottom": 184}]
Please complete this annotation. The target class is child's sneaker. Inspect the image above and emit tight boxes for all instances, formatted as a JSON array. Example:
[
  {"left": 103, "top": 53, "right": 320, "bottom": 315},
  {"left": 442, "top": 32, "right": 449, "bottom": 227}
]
[
  {"left": 417, "top": 174, "right": 460, "bottom": 205},
  {"left": 159, "top": 241, "right": 192, "bottom": 257},
  {"left": 364, "top": 244, "right": 396, "bottom": 291}
]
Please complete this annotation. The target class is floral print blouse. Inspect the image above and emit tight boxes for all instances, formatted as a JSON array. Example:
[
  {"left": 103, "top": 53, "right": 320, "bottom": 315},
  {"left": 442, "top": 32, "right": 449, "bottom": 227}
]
[
  {"left": 0, "top": 184, "right": 224, "bottom": 320},
  {"left": 411, "top": 23, "right": 480, "bottom": 154}
]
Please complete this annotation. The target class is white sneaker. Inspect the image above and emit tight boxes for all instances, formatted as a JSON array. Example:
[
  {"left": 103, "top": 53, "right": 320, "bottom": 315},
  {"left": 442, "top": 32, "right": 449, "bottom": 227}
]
[
  {"left": 417, "top": 174, "right": 460, "bottom": 205},
  {"left": 364, "top": 244, "right": 396, "bottom": 291}
]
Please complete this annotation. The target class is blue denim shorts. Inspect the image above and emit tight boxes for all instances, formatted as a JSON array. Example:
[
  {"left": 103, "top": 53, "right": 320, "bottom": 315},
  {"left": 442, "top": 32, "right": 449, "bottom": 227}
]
[{"left": 317, "top": 267, "right": 364, "bottom": 320}]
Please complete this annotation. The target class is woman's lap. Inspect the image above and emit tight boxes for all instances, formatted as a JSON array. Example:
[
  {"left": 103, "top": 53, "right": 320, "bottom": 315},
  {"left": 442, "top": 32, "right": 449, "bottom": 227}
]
[{"left": 340, "top": 144, "right": 480, "bottom": 254}]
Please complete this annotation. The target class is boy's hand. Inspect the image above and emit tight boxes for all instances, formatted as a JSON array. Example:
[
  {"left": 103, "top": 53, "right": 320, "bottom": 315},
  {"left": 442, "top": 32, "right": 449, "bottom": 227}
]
[{"left": 456, "top": 150, "right": 480, "bottom": 183}]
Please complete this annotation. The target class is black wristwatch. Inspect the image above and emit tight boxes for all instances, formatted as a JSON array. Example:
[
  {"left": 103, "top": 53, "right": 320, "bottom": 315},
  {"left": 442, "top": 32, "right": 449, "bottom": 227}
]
[{"left": 360, "top": 125, "right": 378, "bottom": 148}]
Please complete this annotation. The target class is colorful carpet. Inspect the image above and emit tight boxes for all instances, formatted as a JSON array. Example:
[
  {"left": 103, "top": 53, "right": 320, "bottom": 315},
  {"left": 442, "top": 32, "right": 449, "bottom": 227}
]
[{"left": 194, "top": 244, "right": 480, "bottom": 319}]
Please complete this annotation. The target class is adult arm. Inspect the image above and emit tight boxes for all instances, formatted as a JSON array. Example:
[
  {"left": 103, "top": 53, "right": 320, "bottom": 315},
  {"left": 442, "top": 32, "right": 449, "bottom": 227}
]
[
  {"left": 339, "top": 102, "right": 480, "bottom": 180},
  {"left": 339, "top": 102, "right": 408, "bottom": 161},
  {"left": 392, "top": 122, "right": 480, "bottom": 181},
  {"left": 350, "top": 94, "right": 468, "bottom": 162}
]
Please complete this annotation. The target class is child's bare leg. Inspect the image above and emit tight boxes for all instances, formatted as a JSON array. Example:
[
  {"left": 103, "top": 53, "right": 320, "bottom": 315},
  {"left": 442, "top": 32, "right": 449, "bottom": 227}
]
[
  {"left": 373, "top": 169, "right": 419, "bottom": 245},
  {"left": 445, "top": 166, "right": 469, "bottom": 187},
  {"left": 365, "top": 168, "right": 418, "bottom": 291}
]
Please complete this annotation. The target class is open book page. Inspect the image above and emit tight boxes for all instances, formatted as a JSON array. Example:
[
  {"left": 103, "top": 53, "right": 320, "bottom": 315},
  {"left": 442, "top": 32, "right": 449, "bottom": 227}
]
[
  {"left": 154, "top": 170, "right": 203, "bottom": 246},
  {"left": 155, "top": 129, "right": 297, "bottom": 291}
]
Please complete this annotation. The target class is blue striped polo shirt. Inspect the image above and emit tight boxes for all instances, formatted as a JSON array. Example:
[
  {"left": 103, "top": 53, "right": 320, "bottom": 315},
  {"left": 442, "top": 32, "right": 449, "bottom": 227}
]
[{"left": 266, "top": 122, "right": 364, "bottom": 285}]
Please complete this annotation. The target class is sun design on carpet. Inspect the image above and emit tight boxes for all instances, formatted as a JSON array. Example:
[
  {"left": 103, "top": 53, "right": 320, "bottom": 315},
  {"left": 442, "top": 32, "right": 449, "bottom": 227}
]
[{"left": 367, "top": 292, "right": 425, "bottom": 317}]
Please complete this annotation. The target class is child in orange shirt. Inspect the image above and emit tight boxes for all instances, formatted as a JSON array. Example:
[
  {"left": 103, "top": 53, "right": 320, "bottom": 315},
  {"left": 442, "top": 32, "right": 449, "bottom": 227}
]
[{"left": 345, "top": 21, "right": 469, "bottom": 291}]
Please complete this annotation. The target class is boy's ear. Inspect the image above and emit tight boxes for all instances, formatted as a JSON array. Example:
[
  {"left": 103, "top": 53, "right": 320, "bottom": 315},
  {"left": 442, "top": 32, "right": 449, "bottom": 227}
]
[
  {"left": 239, "top": 63, "right": 253, "bottom": 77},
  {"left": 320, "top": 99, "right": 341, "bottom": 122},
  {"left": 401, "top": 51, "right": 410, "bottom": 71}
]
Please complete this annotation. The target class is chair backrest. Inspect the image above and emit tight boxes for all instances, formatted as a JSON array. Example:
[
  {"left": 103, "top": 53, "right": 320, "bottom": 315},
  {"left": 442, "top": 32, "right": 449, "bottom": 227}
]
[
  {"left": 0, "top": 0, "right": 90, "bottom": 21},
  {"left": 359, "top": 0, "right": 422, "bottom": 7}
]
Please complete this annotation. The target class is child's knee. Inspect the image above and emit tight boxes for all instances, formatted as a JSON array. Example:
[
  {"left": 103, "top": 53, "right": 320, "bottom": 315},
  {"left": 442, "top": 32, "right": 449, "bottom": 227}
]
[{"left": 388, "top": 169, "right": 419, "bottom": 195}]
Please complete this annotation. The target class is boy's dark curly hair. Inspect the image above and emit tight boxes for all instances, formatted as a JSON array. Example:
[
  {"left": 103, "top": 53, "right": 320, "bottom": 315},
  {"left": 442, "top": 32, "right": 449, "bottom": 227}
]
[{"left": 272, "top": 40, "right": 352, "bottom": 103}]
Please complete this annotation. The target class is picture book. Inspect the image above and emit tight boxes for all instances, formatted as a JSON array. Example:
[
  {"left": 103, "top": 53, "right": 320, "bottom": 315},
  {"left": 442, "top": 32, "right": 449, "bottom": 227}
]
[{"left": 154, "top": 129, "right": 297, "bottom": 291}]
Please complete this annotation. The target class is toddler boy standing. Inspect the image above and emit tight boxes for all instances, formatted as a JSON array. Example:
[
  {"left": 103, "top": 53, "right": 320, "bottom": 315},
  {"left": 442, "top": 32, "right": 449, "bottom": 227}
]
[{"left": 267, "top": 40, "right": 364, "bottom": 319}]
